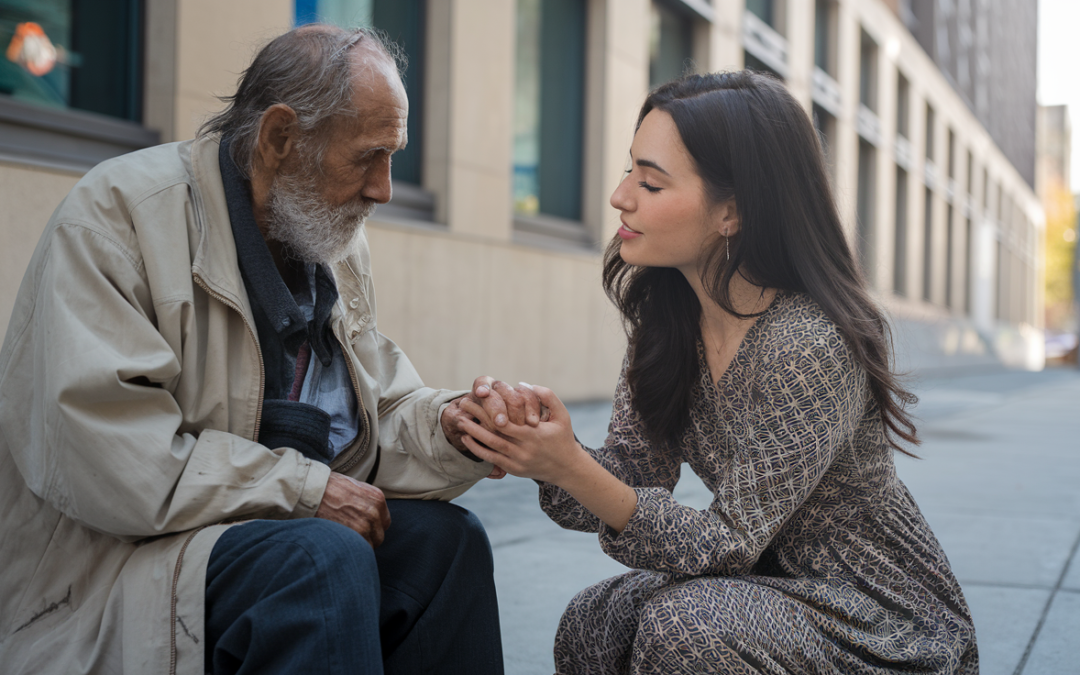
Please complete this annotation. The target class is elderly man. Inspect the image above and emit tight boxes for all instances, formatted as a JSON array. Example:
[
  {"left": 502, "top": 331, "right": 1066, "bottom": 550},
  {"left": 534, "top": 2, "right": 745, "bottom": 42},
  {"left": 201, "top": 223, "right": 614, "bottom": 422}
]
[{"left": 0, "top": 25, "right": 538, "bottom": 675}]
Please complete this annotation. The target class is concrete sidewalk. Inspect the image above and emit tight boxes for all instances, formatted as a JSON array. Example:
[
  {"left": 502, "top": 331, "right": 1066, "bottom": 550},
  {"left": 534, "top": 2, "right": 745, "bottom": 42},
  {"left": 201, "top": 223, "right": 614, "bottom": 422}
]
[{"left": 454, "top": 367, "right": 1080, "bottom": 674}]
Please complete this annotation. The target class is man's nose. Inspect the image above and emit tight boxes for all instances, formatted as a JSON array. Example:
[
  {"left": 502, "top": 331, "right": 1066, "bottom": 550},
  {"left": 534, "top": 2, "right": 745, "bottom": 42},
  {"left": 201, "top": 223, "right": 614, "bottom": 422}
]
[{"left": 362, "top": 157, "right": 393, "bottom": 204}]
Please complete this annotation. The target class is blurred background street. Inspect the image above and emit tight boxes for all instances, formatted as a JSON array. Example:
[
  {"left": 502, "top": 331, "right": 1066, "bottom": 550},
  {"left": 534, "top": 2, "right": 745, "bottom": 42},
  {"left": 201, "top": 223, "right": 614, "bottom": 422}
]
[{"left": 458, "top": 365, "right": 1080, "bottom": 675}]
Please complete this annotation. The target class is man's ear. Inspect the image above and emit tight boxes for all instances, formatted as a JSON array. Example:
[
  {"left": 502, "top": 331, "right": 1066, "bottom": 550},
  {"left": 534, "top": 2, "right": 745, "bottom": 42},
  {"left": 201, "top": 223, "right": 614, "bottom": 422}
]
[{"left": 255, "top": 104, "right": 299, "bottom": 176}]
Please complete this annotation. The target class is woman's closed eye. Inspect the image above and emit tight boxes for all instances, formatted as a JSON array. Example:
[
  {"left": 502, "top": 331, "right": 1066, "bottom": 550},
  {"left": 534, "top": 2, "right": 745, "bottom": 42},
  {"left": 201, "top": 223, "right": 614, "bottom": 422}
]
[{"left": 638, "top": 180, "right": 662, "bottom": 193}]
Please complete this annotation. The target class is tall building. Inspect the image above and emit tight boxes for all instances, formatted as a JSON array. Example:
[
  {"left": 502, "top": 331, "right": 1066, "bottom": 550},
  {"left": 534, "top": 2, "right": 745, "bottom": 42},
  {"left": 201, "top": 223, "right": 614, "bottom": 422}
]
[
  {"left": 1037, "top": 104, "right": 1072, "bottom": 202},
  {"left": 0, "top": 0, "right": 1044, "bottom": 402}
]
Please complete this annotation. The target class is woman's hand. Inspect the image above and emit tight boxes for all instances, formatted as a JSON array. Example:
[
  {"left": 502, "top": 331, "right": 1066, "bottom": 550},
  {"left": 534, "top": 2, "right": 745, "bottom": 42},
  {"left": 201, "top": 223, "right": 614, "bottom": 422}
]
[
  {"left": 457, "top": 385, "right": 585, "bottom": 485},
  {"left": 458, "top": 385, "right": 640, "bottom": 532}
]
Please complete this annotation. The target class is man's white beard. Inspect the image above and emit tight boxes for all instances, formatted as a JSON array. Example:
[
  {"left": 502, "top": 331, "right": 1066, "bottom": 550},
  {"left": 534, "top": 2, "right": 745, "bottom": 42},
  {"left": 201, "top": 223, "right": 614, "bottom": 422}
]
[{"left": 264, "top": 165, "right": 376, "bottom": 265}]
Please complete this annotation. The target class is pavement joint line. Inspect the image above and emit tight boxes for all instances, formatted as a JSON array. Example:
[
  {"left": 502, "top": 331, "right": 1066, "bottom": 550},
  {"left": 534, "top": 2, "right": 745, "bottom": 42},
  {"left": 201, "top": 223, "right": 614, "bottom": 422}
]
[
  {"left": 1012, "top": 526, "right": 1080, "bottom": 675},
  {"left": 492, "top": 534, "right": 555, "bottom": 549}
]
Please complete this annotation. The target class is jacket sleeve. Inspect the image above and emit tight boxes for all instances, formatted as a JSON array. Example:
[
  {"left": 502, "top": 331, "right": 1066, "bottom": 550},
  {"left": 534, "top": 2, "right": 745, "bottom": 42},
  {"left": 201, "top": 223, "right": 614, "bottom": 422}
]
[
  {"left": 596, "top": 325, "right": 868, "bottom": 576},
  {"left": 363, "top": 328, "right": 493, "bottom": 500},
  {"left": 537, "top": 357, "right": 685, "bottom": 532},
  {"left": 0, "top": 222, "right": 329, "bottom": 542}
]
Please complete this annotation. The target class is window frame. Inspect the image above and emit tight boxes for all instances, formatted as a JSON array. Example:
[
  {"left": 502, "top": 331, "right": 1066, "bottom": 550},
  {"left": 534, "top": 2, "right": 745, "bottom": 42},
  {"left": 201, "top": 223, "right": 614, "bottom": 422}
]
[{"left": 0, "top": 95, "right": 158, "bottom": 172}]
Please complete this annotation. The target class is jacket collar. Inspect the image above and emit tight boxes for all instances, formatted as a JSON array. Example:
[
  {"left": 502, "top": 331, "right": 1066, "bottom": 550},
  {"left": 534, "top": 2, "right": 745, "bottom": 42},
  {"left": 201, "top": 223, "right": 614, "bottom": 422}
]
[{"left": 217, "top": 139, "right": 339, "bottom": 366}]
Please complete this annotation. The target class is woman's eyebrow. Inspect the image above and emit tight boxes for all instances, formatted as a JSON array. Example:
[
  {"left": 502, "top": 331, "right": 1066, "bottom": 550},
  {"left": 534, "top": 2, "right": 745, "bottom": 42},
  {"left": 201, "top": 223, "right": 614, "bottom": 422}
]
[{"left": 635, "top": 158, "right": 671, "bottom": 176}]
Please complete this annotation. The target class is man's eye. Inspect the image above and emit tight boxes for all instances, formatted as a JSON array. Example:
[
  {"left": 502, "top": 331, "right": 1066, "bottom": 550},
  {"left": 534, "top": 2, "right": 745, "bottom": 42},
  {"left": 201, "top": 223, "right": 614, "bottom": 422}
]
[{"left": 638, "top": 181, "right": 661, "bottom": 193}]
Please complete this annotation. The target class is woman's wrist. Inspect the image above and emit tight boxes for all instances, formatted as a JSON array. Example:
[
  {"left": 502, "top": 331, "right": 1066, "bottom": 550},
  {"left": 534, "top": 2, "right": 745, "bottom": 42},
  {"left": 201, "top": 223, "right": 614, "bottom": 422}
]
[{"left": 556, "top": 441, "right": 597, "bottom": 489}]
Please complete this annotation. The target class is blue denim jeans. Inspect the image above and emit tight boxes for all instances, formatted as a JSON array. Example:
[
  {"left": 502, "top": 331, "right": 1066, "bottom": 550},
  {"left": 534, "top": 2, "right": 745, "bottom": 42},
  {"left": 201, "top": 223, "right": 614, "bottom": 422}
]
[{"left": 204, "top": 500, "right": 503, "bottom": 674}]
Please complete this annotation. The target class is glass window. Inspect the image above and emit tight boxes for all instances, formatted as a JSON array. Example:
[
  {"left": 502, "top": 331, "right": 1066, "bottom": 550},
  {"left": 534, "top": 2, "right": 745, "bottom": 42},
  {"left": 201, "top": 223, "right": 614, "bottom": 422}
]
[
  {"left": 945, "top": 204, "right": 954, "bottom": 308},
  {"left": 896, "top": 73, "right": 909, "bottom": 138},
  {"left": 812, "top": 103, "right": 835, "bottom": 178},
  {"left": 743, "top": 50, "right": 782, "bottom": 79},
  {"left": 747, "top": 0, "right": 774, "bottom": 28},
  {"left": 922, "top": 187, "right": 933, "bottom": 302},
  {"left": 0, "top": 0, "right": 143, "bottom": 121},
  {"left": 513, "top": 0, "right": 586, "bottom": 221},
  {"left": 296, "top": 0, "right": 426, "bottom": 185},
  {"left": 893, "top": 168, "right": 908, "bottom": 296},
  {"left": 649, "top": 2, "right": 693, "bottom": 89},
  {"left": 813, "top": 0, "right": 835, "bottom": 75},
  {"left": 994, "top": 240, "right": 1004, "bottom": 320},
  {"left": 859, "top": 29, "right": 877, "bottom": 112},
  {"left": 924, "top": 103, "right": 935, "bottom": 160},
  {"left": 946, "top": 127, "right": 955, "bottom": 179},
  {"left": 964, "top": 216, "right": 972, "bottom": 314},
  {"left": 856, "top": 139, "right": 876, "bottom": 276}
]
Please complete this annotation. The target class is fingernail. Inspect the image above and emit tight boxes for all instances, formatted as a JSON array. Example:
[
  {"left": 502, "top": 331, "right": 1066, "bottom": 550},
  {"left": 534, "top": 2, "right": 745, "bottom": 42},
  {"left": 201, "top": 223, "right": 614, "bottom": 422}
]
[
  {"left": 496, "top": 414, "right": 507, "bottom": 426},
  {"left": 519, "top": 381, "right": 534, "bottom": 389},
  {"left": 477, "top": 386, "right": 489, "bottom": 394}
]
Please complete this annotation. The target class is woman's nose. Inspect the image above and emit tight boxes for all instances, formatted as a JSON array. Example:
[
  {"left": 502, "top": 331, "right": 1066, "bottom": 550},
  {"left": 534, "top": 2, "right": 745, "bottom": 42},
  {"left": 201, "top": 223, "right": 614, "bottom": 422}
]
[{"left": 610, "top": 174, "right": 632, "bottom": 211}]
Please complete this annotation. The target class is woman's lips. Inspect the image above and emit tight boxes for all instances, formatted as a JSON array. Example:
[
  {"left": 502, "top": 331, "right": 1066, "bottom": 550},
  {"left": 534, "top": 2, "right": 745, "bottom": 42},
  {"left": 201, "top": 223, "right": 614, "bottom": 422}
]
[{"left": 618, "top": 222, "right": 641, "bottom": 240}]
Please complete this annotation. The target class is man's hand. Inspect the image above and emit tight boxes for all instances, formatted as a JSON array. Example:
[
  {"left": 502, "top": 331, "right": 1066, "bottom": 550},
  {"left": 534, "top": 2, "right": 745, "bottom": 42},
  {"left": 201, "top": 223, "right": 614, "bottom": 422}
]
[
  {"left": 315, "top": 472, "right": 391, "bottom": 547},
  {"left": 471, "top": 377, "right": 548, "bottom": 428},
  {"left": 441, "top": 378, "right": 548, "bottom": 479},
  {"left": 442, "top": 395, "right": 507, "bottom": 478}
]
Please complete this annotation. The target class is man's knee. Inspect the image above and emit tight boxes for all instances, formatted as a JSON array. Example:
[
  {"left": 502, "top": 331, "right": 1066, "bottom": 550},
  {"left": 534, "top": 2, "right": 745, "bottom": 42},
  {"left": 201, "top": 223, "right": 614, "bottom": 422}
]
[
  {"left": 210, "top": 518, "right": 377, "bottom": 585},
  {"left": 384, "top": 500, "right": 493, "bottom": 572}
]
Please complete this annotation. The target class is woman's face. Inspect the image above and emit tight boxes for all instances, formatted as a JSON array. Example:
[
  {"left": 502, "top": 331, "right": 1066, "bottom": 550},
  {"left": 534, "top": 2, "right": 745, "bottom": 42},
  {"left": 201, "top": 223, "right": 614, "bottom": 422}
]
[{"left": 609, "top": 109, "right": 730, "bottom": 276}]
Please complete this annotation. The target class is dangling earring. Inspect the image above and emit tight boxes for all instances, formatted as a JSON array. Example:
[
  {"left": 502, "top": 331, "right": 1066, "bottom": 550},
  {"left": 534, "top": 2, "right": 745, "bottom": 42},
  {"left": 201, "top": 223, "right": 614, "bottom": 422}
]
[{"left": 725, "top": 228, "right": 730, "bottom": 262}]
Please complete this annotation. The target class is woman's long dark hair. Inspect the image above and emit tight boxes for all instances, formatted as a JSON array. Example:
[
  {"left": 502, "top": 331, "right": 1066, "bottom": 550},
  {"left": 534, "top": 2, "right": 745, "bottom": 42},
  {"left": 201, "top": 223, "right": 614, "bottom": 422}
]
[{"left": 603, "top": 71, "right": 918, "bottom": 455}]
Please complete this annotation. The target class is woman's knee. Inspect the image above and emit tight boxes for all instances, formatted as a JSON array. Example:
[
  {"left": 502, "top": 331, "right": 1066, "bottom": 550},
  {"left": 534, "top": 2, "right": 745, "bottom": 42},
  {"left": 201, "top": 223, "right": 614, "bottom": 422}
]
[
  {"left": 633, "top": 581, "right": 746, "bottom": 665},
  {"left": 633, "top": 580, "right": 791, "bottom": 672}
]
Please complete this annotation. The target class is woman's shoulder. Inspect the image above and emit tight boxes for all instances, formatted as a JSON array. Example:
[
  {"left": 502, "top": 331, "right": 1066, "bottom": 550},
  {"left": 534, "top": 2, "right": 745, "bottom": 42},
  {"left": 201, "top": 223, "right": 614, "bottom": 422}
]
[{"left": 753, "top": 291, "right": 854, "bottom": 368}]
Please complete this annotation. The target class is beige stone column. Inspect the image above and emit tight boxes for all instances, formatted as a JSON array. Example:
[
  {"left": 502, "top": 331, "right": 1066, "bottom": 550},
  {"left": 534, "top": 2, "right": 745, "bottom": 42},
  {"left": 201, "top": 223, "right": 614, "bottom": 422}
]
[
  {"left": 423, "top": 0, "right": 514, "bottom": 240},
  {"left": 143, "top": 0, "right": 178, "bottom": 142},
  {"left": 872, "top": 35, "right": 899, "bottom": 292},
  {"left": 172, "top": 0, "right": 294, "bottom": 142},
  {"left": 708, "top": 0, "right": 744, "bottom": 71},
  {"left": 582, "top": 0, "right": 650, "bottom": 243},
  {"left": 785, "top": 0, "right": 814, "bottom": 112},
  {"left": 832, "top": 0, "right": 861, "bottom": 241}
]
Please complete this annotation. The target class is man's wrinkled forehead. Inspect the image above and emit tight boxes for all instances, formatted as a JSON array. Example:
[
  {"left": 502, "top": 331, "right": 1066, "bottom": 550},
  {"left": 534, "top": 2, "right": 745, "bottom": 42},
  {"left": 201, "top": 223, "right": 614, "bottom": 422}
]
[
  {"left": 347, "top": 42, "right": 406, "bottom": 106},
  {"left": 337, "top": 43, "right": 408, "bottom": 140}
]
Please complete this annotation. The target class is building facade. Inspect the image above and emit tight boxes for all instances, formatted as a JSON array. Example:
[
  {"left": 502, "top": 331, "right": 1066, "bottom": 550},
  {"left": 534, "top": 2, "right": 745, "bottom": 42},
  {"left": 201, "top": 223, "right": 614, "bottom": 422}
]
[{"left": 0, "top": 0, "right": 1043, "bottom": 404}]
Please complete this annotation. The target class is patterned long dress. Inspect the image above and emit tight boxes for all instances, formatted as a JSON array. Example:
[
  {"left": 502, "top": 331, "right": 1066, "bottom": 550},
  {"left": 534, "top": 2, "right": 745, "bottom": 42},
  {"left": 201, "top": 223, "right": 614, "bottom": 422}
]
[{"left": 540, "top": 291, "right": 978, "bottom": 674}]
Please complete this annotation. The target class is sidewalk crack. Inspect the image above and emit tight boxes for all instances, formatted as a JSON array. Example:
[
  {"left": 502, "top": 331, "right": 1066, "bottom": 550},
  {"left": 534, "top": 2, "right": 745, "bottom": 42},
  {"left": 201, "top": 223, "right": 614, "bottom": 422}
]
[{"left": 1013, "top": 526, "right": 1080, "bottom": 675}]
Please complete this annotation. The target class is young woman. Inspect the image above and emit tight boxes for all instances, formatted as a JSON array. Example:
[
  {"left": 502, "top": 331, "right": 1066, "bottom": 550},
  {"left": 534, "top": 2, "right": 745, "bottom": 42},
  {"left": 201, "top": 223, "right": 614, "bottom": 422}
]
[{"left": 458, "top": 71, "right": 977, "bottom": 674}]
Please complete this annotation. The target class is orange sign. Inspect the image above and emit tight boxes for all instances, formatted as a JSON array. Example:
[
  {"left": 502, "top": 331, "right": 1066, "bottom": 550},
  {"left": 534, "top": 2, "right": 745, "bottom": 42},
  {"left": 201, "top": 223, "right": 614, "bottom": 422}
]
[{"left": 6, "top": 22, "right": 58, "bottom": 77}]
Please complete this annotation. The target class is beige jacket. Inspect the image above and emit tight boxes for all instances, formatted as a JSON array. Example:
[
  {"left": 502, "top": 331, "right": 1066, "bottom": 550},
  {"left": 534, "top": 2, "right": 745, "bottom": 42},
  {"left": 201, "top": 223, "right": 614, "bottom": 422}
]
[{"left": 0, "top": 135, "right": 492, "bottom": 674}]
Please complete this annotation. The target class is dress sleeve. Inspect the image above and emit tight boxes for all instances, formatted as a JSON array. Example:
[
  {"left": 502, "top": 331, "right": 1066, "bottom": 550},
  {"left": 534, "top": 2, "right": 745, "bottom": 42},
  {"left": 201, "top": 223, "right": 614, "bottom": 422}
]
[
  {"left": 538, "top": 356, "right": 684, "bottom": 532},
  {"left": 598, "top": 319, "right": 868, "bottom": 575}
]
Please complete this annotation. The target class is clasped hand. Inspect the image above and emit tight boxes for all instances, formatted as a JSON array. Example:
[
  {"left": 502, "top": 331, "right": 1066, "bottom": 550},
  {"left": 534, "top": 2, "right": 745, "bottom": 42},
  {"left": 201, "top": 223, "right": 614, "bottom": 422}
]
[{"left": 454, "top": 380, "right": 585, "bottom": 486}]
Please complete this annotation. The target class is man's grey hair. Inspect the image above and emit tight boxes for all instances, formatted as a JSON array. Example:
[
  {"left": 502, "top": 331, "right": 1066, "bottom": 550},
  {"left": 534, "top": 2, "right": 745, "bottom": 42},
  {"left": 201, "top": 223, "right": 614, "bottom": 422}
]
[{"left": 200, "top": 25, "right": 406, "bottom": 178}]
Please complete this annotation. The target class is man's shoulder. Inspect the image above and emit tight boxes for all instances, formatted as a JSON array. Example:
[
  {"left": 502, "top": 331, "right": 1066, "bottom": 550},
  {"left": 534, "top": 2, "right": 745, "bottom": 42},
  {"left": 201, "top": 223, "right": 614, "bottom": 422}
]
[
  {"left": 68, "top": 140, "right": 197, "bottom": 211},
  {"left": 30, "top": 139, "right": 221, "bottom": 280}
]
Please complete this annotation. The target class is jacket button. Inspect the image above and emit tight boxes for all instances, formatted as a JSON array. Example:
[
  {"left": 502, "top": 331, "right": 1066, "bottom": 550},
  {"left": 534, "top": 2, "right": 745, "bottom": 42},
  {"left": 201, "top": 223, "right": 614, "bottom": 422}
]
[
  {"left": 281, "top": 317, "right": 291, "bottom": 328},
  {"left": 349, "top": 298, "right": 360, "bottom": 309}
]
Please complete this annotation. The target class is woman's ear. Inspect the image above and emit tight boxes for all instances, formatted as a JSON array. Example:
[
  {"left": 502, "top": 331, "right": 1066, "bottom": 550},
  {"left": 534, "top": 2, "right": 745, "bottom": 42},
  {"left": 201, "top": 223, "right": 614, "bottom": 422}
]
[{"left": 714, "top": 199, "right": 741, "bottom": 237}]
